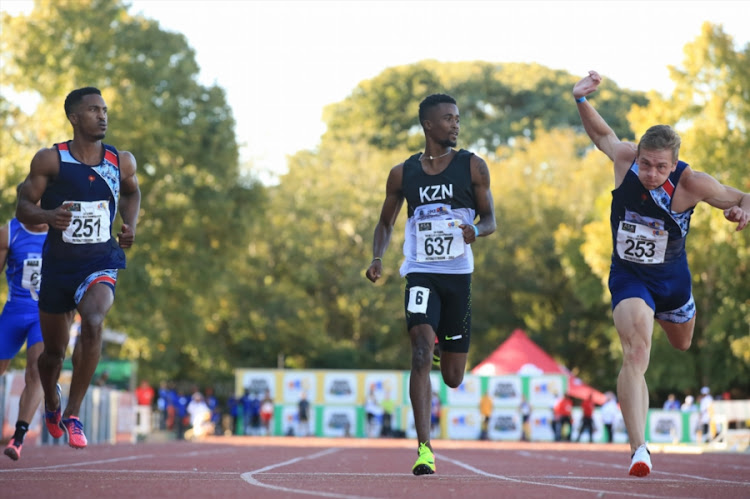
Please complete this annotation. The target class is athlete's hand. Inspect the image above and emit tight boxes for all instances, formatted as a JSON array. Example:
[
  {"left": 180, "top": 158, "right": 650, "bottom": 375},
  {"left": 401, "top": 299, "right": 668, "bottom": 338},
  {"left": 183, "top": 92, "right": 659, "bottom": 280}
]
[
  {"left": 573, "top": 70, "right": 602, "bottom": 100},
  {"left": 724, "top": 206, "right": 749, "bottom": 231},
  {"left": 50, "top": 202, "right": 74, "bottom": 231},
  {"left": 459, "top": 224, "right": 478, "bottom": 244},
  {"left": 117, "top": 223, "right": 136, "bottom": 248},
  {"left": 366, "top": 259, "right": 382, "bottom": 283}
]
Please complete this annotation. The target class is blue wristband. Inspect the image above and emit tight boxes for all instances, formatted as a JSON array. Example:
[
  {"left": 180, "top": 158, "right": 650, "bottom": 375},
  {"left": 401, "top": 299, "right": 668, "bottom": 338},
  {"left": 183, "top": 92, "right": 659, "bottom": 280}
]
[
  {"left": 575, "top": 96, "right": 587, "bottom": 103},
  {"left": 472, "top": 225, "right": 479, "bottom": 237}
]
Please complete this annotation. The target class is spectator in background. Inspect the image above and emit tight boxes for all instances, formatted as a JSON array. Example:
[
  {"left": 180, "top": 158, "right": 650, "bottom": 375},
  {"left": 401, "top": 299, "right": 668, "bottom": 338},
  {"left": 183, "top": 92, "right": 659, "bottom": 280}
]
[
  {"left": 479, "top": 390, "right": 493, "bottom": 440},
  {"left": 681, "top": 395, "right": 697, "bottom": 412},
  {"left": 135, "top": 380, "right": 155, "bottom": 407},
  {"left": 601, "top": 391, "right": 618, "bottom": 444},
  {"left": 698, "top": 386, "right": 714, "bottom": 442},
  {"left": 176, "top": 390, "right": 190, "bottom": 439},
  {"left": 519, "top": 395, "right": 531, "bottom": 442},
  {"left": 553, "top": 393, "right": 573, "bottom": 441},
  {"left": 297, "top": 391, "right": 310, "bottom": 437},
  {"left": 576, "top": 394, "right": 595, "bottom": 443},
  {"left": 204, "top": 387, "right": 220, "bottom": 435},
  {"left": 430, "top": 391, "right": 441, "bottom": 439},
  {"left": 157, "top": 381, "right": 170, "bottom": 430},
  {"left": 663, "top": 393, "right": 680, "bottom": 410},
  {"left": 381, "top": 391, "right": 395, "bottom": 438},
  {"left": 227, "top": 393, "right": 239, "bottom": 435},
  {"left": 186, "top": 391, "right": 213, "bottom": 440},
  {"left": 260, "top": 389, "right": 274, "bottom": 436},
  {"left": 365, "top": 388, "right": 382, "bottom": 438}
]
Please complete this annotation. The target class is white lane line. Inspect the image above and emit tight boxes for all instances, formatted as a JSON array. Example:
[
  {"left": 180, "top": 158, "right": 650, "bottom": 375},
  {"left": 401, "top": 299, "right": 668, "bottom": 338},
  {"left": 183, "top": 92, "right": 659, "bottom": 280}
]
[
  {"left": 0, "top": 454, "right": 154, "bottom": 472},
  {"left": 516, "top": 450, "right": 750, "bottom": 485},
  {"left": 241, "top": 447, "right": 378, "bottom": 499},
  {"left": 441, "top": 455, "right": 698, "bottom": 499}
]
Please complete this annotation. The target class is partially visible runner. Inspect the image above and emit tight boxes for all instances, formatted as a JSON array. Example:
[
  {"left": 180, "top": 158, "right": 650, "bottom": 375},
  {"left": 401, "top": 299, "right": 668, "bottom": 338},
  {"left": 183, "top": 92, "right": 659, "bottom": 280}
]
[
  {"left": 366, "top": 93, "right": 496, "bottom": 475},
  {"left": 1, "top": 185, "right": 48, "bottom": 461},
  {"left": 573, "top": 70, "right": 749, "bottom": 476},
  {"left": 16, "top": 86, "right": 141, "bottom": 449}
]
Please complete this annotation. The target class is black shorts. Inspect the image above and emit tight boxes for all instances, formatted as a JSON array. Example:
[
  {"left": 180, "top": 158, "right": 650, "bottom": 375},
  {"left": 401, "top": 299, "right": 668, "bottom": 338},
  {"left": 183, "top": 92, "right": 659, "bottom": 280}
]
[{"left": 404, "top": 273, "right": 471, "bottom": 353}]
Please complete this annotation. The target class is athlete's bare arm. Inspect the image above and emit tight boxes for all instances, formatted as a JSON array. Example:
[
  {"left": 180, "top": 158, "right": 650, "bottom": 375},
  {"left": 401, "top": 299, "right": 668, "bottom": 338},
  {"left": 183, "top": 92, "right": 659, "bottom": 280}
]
[
  {"left": 462, "top": 155, "right": 496, "bottom": 243},
  {"left": 573, "top": 70, "right": 637, "bottom": 187},
  {"left": 366, "top": 163, "right": 405, "bottom": 283},
  {"left": 678, "top": 169, "right": 750, "bottom": 231},
  {"left": 116, "top": 151, "right": 141, "bottom": 248},
  {"left": 0, "top": 222, "right": 9, "bottom": 272},
  {"left": 16, "top": 148, "right": 73, "bottom": 230}
]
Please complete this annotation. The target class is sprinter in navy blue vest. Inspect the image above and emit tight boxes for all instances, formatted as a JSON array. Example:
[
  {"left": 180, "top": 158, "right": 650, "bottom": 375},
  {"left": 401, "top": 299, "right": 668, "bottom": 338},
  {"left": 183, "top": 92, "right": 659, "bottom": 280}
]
[
  {"left": 366, "top": 94, "right": 496, "bottom": 475},
  {"left": 16, "top": 87, "right": 141, "bottom": 450},
  {"left": 573, "top": 70, "right": 749, "bottom": 477}
]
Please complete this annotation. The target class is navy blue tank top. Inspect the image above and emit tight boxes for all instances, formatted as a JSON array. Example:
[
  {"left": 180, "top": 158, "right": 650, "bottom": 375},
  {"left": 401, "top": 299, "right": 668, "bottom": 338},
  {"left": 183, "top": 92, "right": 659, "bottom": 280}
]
[
  {"left": 40, "top": 141, "right": 126, "bottom": 274},
  {"left": 610, "top": 160, "right": 694, "bottom": 276}
]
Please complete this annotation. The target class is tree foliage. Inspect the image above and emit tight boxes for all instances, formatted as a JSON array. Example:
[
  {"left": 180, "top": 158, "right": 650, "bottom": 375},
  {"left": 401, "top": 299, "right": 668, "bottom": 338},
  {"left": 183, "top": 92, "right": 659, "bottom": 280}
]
[{"left": 2, "top": 4, "right": 746, "bottom": 401}]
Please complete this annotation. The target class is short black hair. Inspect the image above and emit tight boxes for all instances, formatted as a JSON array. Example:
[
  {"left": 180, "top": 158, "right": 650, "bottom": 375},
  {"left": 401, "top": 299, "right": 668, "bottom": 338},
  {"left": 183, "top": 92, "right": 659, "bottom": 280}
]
[
  {"left": 64, "top": 87, "right": 102, "bottom": 116},
  {"left": 419, "top": 93, "right": 457, "bottom": 127}
]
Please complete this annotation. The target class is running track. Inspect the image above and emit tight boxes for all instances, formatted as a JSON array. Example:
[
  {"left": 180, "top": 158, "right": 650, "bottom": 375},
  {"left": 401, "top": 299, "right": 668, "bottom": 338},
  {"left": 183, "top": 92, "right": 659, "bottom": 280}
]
[{"left": 1, "top": 437, "right": 748, "bottom": 498}]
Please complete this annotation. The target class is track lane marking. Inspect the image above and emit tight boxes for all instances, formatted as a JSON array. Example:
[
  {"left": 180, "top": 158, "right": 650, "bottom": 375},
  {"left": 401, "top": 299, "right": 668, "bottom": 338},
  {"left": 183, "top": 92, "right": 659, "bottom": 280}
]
[
  {"left": 441, "top": 454, "right": 698, "bottom": 499},
  {"left": 241, "top": 447, "right": 378, "bottom": 499}
]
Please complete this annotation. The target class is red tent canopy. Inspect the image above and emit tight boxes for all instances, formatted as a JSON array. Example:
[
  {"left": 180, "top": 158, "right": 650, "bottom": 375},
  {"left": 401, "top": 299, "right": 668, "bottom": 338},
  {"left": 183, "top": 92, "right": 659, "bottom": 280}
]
[{"left": 471, "top": 329, "right": 606, "bottom": 405}]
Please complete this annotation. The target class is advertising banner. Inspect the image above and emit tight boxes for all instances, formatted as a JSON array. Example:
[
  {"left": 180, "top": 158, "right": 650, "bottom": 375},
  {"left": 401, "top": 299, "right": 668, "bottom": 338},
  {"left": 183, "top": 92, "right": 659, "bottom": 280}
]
[
  {"left": 319, "top": 405, "right": 357, "bottom": 438},
  {"left": 322, "top": 371, "right": 359, "bottom": 405},
  {"left": 445, "top": 374, "right": 481, "bottom": 407},
  {"left": 488, "top": 409, "right": 523, "bottom": 441},
  {"left": 239, "top": 370, "right": 277, "bottom": 398},
  {"left": 529, "top": 408, "right": 555, "bottom": 441},
  {"left": 280, "top": 404, "right": 315, "bottom": 437},
  {"left": 528, "top": 375, "right": 565, "bottom": 408},
  {"left": 487, "top": 376, "right": 522, "bottom": 408},
  {"left": 445, "top": 407, "right": 482, "bottom": 440},
  {"left": 647, "top": 409, "right": 683, "bottom": 444},
  {"left": 282, "top": 371, "right": 317, "bottom": 404}
]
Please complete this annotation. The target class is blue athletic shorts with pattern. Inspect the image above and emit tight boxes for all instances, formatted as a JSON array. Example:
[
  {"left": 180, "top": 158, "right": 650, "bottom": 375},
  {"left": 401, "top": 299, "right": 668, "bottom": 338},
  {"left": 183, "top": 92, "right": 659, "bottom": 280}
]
[
  {"left": 609, "top": 261, "right": 695, "bottom": 324},
  {"left": 38, "top": 268, "right": 118, "bottom": 314}
]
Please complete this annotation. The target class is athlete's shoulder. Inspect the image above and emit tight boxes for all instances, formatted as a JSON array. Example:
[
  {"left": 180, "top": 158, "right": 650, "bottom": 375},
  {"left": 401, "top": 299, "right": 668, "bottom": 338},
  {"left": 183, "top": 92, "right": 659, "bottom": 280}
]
[{"left": 29, "top": 146, "right": 61, "bottom": 175}]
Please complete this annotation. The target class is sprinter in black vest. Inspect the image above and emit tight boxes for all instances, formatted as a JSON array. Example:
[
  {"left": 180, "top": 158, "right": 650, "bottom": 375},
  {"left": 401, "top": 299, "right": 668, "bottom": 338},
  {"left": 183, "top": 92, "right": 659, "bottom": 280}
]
[{"left": 366, "top": 93, "right": 496, "bottom": 475}]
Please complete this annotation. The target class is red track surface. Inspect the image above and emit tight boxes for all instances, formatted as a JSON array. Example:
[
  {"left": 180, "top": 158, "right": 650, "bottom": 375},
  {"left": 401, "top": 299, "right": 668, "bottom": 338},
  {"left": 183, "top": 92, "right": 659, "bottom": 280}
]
[{"left": 1, "top": 437, "right": 748, "bottom": 498}]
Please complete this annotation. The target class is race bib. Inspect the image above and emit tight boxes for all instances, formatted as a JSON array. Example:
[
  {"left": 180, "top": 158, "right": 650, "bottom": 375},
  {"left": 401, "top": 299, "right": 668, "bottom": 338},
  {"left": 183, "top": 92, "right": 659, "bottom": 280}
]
[
  {"left": 616, "top": 221, "right": 668, "bottom": 264},
  {"left": 62, "top": 201, "right": 110, "bottom": 244},
  {"left": 416, "top": 219, "right": 464, "bottom": 262},
  {"left": 407, "top": 286, "right": 430, "bottom": 314},
  {"left": 22, "top": 257, "right": 42, "bottom": 291}
]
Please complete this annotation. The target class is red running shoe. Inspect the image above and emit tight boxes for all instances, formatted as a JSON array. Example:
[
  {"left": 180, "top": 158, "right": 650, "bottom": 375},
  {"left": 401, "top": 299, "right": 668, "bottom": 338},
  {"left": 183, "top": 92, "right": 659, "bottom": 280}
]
[
  {"left": 62, "top": 416, "right": 88, "bottom": 449},
  {"left": 44, "top": 384, "right": 64, "bottom": 439},
  {"left": 4, "top": 440, "right": 22, "bottom": 461}
]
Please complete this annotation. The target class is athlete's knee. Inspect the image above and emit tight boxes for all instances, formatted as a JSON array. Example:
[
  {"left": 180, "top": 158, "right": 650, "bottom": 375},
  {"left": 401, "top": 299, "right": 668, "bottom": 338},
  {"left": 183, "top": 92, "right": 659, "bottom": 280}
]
[
  {"left": 621, "top": 341, "right": 651, "bottom": 372},
  {"left": 442, "top": 369, "right": 464, "bottom": 389},
  {"left": 79, "top": 311, "right": 106, "bottom": 335},
  {"left": 669, "top": 335, "right": 692, "bottom": 351}
]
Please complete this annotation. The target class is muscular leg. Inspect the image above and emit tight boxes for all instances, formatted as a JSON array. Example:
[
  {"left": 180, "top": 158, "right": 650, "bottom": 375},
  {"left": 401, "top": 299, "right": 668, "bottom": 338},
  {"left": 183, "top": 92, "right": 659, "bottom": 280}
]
[
  {"left": 65, "top": 283, "right": 114, "bottom": 418},
  {"left": 440, "top": 351, "right": 467, "bottom": 389},
  {"left": 613, "top": 297, "right": 654, "bottom": 453},
  {"left": 38, "top": 310, "right": 76, "bottom": 410},
  {"left": 410, "top": 324, "right": 436, "bottom": 448},
  {"left": 658, "top": 316, "right": 696, "bottom": 352},
  {"left": 18, "top": 342, "right": 44, "bottom": 423}
]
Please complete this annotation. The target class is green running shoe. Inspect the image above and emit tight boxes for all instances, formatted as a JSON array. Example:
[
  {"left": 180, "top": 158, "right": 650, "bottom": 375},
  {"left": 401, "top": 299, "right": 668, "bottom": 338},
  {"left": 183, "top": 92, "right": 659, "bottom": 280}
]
[{"left": 412, "top": 442, "right": 436, "bottom": 475}]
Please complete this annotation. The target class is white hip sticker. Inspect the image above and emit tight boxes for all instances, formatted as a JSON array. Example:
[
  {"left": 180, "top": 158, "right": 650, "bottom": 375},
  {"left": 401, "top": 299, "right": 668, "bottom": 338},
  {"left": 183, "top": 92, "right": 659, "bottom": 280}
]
[
  {"left": 62, "top": 201, "right": 111, "bottom": 244},
  {"left": 416, "top": 219, "right": 464, "bottom": 262},
  {"left": 407, "top": 286, "right": 430, "bottom": 315},
  {"left": 22, "top": 257, "right": 42, "bottom": 291},
  {"left": 616, "top": 221, "right": 668, "bottom": 264}
]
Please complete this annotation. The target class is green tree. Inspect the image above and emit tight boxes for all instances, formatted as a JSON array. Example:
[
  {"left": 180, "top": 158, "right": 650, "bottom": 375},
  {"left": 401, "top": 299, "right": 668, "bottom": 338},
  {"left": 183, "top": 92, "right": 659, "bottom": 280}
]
[{"left": 1, "top": 0, "right": 264, "bottom": 385}]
